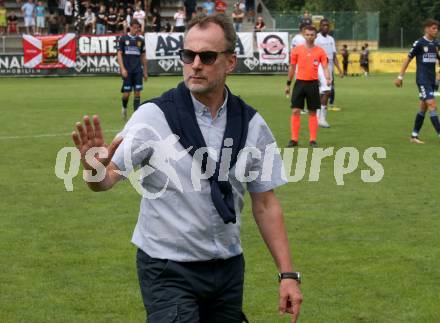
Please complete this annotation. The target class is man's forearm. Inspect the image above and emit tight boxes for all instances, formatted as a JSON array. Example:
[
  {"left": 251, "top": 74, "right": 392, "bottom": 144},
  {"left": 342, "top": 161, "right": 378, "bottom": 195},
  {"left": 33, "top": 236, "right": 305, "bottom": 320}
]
[
  {"left": 85, "top": 163, "right": 121, "bottom": 192},
  {"left": 399, "top": 57, "right": 411, "bottom": 77},
  {"left": 252, "top": 193, "right": 294, "bottom": 272}
]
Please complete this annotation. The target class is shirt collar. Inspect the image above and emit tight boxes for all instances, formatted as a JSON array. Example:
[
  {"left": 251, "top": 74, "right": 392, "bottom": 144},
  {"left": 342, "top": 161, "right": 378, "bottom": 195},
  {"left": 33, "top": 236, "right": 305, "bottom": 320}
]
[{"left": 190, "top": 88, "right": 228, "bottom": 118}]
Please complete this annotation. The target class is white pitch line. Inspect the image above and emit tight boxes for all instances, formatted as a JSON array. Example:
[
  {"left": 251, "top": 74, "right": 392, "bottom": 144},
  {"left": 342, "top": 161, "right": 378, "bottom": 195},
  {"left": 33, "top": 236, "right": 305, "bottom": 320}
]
[{"left": 0, "top": 130, "right": 121, "bottom": 140}]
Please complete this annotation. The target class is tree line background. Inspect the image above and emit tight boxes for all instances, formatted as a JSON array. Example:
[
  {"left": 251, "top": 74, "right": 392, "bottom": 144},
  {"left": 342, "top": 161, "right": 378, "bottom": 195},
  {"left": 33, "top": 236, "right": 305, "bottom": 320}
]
[{"left": 263, "top": 0, "right": 440, "bottom": 47}]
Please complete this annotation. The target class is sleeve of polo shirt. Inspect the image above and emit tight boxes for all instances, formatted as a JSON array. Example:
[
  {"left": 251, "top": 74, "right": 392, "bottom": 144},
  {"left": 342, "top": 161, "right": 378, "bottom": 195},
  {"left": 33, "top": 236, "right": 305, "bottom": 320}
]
[
  {"left": 290, "top": 47, "right": 298, "bottom": 65},
  {"left": 245, "top": 114, "right": 287, "bottom": 193},
  {"left": 111, "top": 103, "right": 160, "bottom": 177}
]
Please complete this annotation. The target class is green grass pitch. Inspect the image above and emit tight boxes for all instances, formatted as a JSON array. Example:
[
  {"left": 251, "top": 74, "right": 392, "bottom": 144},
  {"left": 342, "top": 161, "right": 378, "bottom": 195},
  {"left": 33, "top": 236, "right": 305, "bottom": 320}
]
[{"left": 1, "top": 74, "right": 440, "bottom": 322}]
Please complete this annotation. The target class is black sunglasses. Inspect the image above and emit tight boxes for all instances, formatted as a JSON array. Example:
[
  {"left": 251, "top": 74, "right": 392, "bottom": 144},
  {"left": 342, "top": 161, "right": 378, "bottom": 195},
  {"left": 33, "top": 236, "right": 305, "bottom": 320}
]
[{"left": 179, "top": 49, "right": 231, "bottom": 65}]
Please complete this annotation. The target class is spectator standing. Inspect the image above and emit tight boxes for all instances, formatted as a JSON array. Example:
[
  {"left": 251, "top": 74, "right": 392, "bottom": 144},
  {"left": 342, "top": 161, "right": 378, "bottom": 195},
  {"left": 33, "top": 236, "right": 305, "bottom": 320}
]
[
  {"left": 47, "top": 10, "right": 58, "bottom": 34},
  {"left": 7, "top": 10, "right": 19, "bottom": 34},
  {"left": 64, "top": 0, "right": 73, "bottom": 33},
  {"left": 341, "top": 44, "right": 349, "bottom": 76},
  {"left": 202, "top": 0, "right": 214, "bottom": 15},
  {"left": 95, "top": 5, "right": 107, "bottom": 34},
  {"left": 215, "top": 0, "right": 227, "bottom": 14},
  {"left": 173, "top": 6, "right": 185, "bottom": 32},
  {"left": 107, "top": 6, "right": 118, "bottom": 33},
  {"left": 0, "top": 2, "right": 6, "bottom": 35},
  {"left": 245, "top": 0, "right": 254, "bottom": 22},
  {"left": 231, "top": 5, "right": 244, "bottom": 32},
  {"left": 116, "top": 7, "right": 125, "bottom": 33},
  {"left": 184, "top": 0, "right": 196, "bottom": 21},
  {"left": 57, "top": 0, "right": 66, "bottom": 26},
  {"left": 124, "top": 6, "right": 132, "bottom": 33},
  {"left": 35, "top": 0, "right": 45, "bottom": 35},
  {"left": 83, "top": 6, "right": 95, "bottom": 33},
  {"left": 21, "top": 0, "right": 35, "bottom": 34},
  {"left": 151, "top": 6, "right": 161, "bottom": 32},
  {"left": 133, "top": 3, "right": 145, "bottom": 33},
  {"left": 254, "top": 15, "right": 265, "bottom": 32}
]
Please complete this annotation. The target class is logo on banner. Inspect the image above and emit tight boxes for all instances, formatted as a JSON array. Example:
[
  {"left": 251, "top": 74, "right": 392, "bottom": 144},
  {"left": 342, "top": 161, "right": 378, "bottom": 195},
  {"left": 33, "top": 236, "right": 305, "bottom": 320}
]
[
  {"left": 158, "top": 59, "right": 175, "bottom": 72},
  {"left": 75, "top": 56, "right": 87, "bottom": 72},
  {"left": 244, "top": 56, "right": 259, "bottom": 70},
  {"left": 23, "top": 33, "right": 76, "bottom": 69},
  {"left": 260, "top": 35, "right": 286, "bottom": 60}
]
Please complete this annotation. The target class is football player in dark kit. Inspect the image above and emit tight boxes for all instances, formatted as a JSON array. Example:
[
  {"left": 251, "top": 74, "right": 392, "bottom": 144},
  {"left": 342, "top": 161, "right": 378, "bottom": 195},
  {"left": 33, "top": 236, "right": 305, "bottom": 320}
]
[
  {"left": 395, "top": 18, "right": 440, "bottom": 144},
  {"left": 117, "top": 20, "right": 148, "bottom": 121}
]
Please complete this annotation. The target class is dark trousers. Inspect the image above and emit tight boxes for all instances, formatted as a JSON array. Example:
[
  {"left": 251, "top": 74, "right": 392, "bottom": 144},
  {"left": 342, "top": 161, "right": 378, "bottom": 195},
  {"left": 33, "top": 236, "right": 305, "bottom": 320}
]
[{"left": 136, "top": 249, "right": 248, "bottom": 323}]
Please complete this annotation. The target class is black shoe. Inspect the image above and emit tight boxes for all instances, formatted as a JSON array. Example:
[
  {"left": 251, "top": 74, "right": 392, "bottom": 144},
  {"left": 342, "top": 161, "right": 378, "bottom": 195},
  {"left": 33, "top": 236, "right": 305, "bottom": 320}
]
[
  {"left": 309, "top": 140, "right": 318, "bottom": 147},
  {"left": 286, "top": 140, "right": 298, "bottom": 147}
]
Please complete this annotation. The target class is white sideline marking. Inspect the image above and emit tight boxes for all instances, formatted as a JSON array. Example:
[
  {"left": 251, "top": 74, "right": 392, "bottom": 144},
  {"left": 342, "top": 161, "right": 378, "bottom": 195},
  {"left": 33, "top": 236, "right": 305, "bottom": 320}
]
[{"left": 0, "top": 130, "right": 120, "bottom": 140}]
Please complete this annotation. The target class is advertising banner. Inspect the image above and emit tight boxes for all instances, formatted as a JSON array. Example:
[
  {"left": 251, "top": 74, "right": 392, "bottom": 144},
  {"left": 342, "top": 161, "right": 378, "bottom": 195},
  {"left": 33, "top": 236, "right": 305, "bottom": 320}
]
[
  {"left": 145, "top": 32, "right": 254, "bottom": 60},
  {"left": 22, "top": 33, "right": 76, "bottom": 69},
  {"left": 78, "top": 34, "right": 122, "bottom": 56},
  {"left": 256, "top": 32, "right": 289, "bottom": 64}
]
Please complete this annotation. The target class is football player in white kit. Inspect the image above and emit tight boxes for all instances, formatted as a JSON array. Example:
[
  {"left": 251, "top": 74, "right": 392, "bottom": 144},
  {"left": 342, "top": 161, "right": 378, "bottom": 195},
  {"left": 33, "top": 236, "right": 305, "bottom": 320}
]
[{"left": 315, "top": 18, "right": 343, "bottom": 128}]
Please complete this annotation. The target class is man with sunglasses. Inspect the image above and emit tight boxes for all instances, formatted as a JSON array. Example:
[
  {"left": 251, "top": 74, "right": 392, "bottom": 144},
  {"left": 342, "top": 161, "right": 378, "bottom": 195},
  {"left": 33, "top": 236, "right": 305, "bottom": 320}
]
[
  {"left": 117, "top": 19, "right": 148, "bottom": 121},
  {"left": 72, "top": 13, "right": 302, "bottom": 323}
]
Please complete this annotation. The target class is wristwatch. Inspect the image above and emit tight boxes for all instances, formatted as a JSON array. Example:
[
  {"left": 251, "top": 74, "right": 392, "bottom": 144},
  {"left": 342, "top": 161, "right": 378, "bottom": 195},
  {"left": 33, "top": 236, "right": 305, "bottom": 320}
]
[{"left": 278, "top": 272, "right": 301, "bottom": 284}]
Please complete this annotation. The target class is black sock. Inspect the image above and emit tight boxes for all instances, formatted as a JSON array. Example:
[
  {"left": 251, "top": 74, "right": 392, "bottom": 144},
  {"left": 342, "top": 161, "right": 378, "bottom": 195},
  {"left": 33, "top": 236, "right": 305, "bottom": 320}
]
[
  {"left": 134, "top": 96, "right": 140, "bottom": 111},
  {"left": 429, "top": 110, "right": 440, "bottom": 135},
  {"left": 122, "top": 98, "right": 128, "bottom": 109},
  {"left": 329, "top": 87, "right": 335, "bottom": 104},
  {"left": 412, "top": 111, "right": 425, "bottom": 137}
]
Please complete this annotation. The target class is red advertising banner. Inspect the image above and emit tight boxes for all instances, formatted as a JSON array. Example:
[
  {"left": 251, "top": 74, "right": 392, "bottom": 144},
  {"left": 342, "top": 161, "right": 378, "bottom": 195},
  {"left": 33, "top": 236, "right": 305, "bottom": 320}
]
[{"left": 22, "top": 33, "right": 76, "bottom": 69}]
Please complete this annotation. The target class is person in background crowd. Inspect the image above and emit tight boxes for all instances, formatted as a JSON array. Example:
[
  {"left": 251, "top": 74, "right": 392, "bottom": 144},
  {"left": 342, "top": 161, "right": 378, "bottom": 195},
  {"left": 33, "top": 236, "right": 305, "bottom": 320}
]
[
  {"left": 237, "top": 0, "right": 245, "bottom": 11},
  {"left": 35, "top": 0, "right": 45, "bottom": 34},
  {"left": 360, "top": 45, "right": 369, "bottom": 76},
  {"left": 21, "top": 0, "right": 35, "bottom": 34},
  {"left": 133, "top": 3, "right": 145, "bottom": 33},
  {"left": 0, "top": 1, "right": 6, "bottom": 35},
  {"left": 107, "top": 6, "right": 118, "bottom": 33},
  {"left": 151, "top": 6, "right": 161, "bottom": 32},
  {"left": 202, "top": 0, "right": 214, "bottom": 15},
  {"left": 7, "top": 10, "right": 19, "bottom": 34},
  {"left": 83, "top": 6, "right": 95, "bottom": 33},
  {"left": 300, "top": 10, "right": 312, "bottom": 25},
  {"left": 184, "top": 0, "right": 196, "bottom": 21},
  {"left": 47, "top": 9, "right": 58, "bottom": 34},
  {"left": 164, "top": 20, "right": 172, "bottom": 32},
  {"left": 341, "top": 44, "right": 349, "bottom": 76},
  {"left": 57, "top": 0, "right": 66, "bottom": 27},
  {"left": 245, "top": 0, "right": 254, "bottom": 22},
  {"left": 231, "top": 4, "right": 244, "bottom": 32},
  {"left": 117, "top": 19, "right": 148, "bottom": 119},
  {"left": 194, "top": 5, "right": 205, "bottom": 18},
  {"left": 254, "top": 15, "right": 265, "bottom": 32},
  {"left": 215, "top": 0, "right": 227, "bottom": 14},
  {"left": 173, "top": 6, "right": 185, "bottom": 32},
  {"left": 64, "top": 0, "right": 73, "bottom": 33},
  {"left": 116, "top": 6, "right": 125, "bottom": 33},
  {"left": 124, "top": 6, "right": 132, "bottom": 33},
  {"left": 95, "top": 5, "right": 107, "bottom": 35}
]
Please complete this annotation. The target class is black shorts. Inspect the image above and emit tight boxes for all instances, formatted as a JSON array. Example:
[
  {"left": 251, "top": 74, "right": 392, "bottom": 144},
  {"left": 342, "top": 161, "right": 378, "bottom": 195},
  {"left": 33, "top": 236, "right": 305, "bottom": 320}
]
[
  {"left": 121, "top": 71, "right": 143, "bottom": 92},
  {"left": 291, "top": 80, "right": 320, "bottom": 110}
]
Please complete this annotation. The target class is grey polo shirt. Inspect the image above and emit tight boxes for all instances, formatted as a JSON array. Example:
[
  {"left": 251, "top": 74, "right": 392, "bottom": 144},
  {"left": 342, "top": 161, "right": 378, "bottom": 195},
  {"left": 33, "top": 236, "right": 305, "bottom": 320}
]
[{"left": 112, "top": 90, "right": 287, "bottom": 262}]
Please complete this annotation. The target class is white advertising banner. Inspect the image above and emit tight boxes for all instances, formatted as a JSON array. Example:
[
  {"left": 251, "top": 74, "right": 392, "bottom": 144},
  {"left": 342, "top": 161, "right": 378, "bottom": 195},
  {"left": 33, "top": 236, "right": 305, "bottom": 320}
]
[
  {"left": 146, "top": 32, "right": 254, "bottom": 60},
  {"left": 256, "top": 32, "right": 289, "bottom": 64}
]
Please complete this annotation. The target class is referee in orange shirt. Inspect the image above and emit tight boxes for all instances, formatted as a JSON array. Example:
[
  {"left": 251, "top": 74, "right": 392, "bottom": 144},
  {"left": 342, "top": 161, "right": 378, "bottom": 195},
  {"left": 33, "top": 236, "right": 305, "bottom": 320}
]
[{"left": 285, "top": 25, "right": 331, "bottom": 147}]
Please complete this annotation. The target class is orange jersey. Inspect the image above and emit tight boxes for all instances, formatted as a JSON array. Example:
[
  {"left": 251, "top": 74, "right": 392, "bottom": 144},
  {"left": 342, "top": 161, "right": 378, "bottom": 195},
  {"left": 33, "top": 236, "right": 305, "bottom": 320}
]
[{"left": 290, "top": 45, "right": 328, "bottom": 81}]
